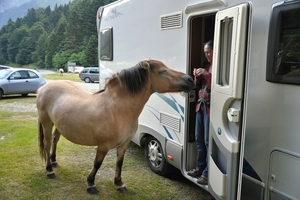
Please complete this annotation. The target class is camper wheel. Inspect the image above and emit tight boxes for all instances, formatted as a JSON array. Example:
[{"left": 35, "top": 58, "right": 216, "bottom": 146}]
[{"left": 144, "top": 136, "right": 172, "bottom": 175}]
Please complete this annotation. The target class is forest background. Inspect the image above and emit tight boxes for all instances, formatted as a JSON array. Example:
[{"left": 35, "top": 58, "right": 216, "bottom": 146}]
[{"left": 0, "top": 0, "right": 115, "bottom": 71}]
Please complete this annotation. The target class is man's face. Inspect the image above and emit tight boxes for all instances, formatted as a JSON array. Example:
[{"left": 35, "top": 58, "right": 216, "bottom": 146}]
[{"left": 204, "top": 45, "right": 213, "bottom": 63}]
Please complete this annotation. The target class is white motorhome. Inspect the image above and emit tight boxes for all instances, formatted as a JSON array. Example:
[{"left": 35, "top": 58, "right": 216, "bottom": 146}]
[{"left": 97, "top": 0, "right": 300, "bottom": 199}]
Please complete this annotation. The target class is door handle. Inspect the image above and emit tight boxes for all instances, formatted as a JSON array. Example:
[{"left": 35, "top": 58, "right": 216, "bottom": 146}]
[{"left": 227, "top": 108, "right": 240, "bottom": 123}]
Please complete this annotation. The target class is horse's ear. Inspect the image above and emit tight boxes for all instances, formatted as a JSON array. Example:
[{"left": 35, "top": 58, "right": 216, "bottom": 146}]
[{"left": 139, "top": 60, "right": 150, "bottom": 70}]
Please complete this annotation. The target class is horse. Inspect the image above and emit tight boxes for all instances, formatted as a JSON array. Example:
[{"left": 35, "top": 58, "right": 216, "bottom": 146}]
[
  {"left": 59, "top": 68, "right": 64, "bottom": 76},
  {"left": 36, "top": 59, "right": 195, "bottom": 195}
]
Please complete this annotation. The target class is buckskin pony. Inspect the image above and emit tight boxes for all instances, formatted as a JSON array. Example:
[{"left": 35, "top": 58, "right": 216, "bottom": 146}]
[{"left": 36, "top": 59, "right": 195, "bottom": 194}]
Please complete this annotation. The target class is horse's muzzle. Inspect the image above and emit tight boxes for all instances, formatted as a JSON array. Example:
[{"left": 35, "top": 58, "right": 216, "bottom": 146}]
[{"left": 180, "top": 75, "right": 195, "bottom": 92}]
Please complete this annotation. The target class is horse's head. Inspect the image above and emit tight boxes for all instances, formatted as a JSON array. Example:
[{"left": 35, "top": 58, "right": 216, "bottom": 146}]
[
  {"left": 112, "top": 59, "right": 195, "bottom": 96},
  {"left": 140, "top": 59, "right": 195, "bottom": 93}
]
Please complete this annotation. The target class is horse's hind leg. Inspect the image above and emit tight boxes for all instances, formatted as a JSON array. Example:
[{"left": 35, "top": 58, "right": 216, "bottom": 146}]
[
  {"left": 39, "top": 122, "right": 56, "bottom": 179},
  {"left": 50, "top": 128, "right": 61, "bottom": 168},
  {"left": 114, "top": 141, "right": 131, "bottom": 192},
  {"left": 86, "top": 148, "right": 109, "bottom": 195}
]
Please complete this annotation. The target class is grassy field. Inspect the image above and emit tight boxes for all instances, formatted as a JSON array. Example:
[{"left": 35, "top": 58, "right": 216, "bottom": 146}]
[
  {"left": 42, "top": 72, "right": 82, "bottom": 82},
  {"left": 0, "top": 76, "right": 214, "bottom": 200}
]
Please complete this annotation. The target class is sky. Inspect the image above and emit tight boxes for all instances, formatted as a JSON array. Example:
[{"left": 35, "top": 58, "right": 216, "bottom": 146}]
[{"left": 0, "top": 0, "right": 29, "bottom": 13}]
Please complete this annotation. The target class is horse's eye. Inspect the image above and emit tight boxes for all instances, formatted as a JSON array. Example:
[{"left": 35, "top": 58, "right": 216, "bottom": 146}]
[{"left": 158, "top": 70, "right": 168, "bottom": 75}]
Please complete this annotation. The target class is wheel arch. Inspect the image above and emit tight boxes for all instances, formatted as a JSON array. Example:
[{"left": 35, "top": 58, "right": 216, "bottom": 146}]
[
  {"left": 0, "top": 88, "right": 4, "bottom": 99},
  {"left": 133, "top": 124, "right": 167, "bottom": 153}
]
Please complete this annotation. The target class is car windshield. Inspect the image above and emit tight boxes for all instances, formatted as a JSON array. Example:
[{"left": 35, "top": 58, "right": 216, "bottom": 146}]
[{"left": 0, "top": 69, "right": 12, "bottom": 79}]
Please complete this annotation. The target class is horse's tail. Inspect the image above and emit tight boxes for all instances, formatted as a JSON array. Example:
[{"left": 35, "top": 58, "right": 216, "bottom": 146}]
[{"left": 38, "top": 122, "right": 45, "bottom": 161}]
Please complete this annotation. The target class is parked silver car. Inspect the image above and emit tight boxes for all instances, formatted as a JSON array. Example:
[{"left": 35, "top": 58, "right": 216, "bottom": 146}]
[
  {"left": 79, "top": 67, "right": 99, "bottom": 83},
  {"left": 0, "top": 68, "right": 46, "bottom": 99}
]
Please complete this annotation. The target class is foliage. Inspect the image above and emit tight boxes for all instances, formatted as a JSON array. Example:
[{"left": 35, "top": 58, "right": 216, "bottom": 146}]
[
  {"left": 32, "top": 32, "right": 48, "bottom": 67},
  {"left": 7, "top": 25, "right": 29, "bottom": 63},
  {"left": 52, "top": 49, "right": 74, "bottom": 70},
  {"left": 0, "top": 0, "right": 116, "bottom": 68}
]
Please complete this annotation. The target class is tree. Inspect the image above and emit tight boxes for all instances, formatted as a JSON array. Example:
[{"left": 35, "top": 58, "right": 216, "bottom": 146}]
[
  {"left": 17, "top": 22, "right": 47, "bottom": 65},
  {"left": 69, "top": 51, "right": 86, "bottom": 66},
  {"left": 24, "top": 8, "right": 37, "bottom": 28},
  {"left": 14, "top": 22, "right": 46, "bottom": 65},
  {"left": 52, "top": 50, "right": 73, "bottom": 70},
  {"left": 29, "top": 22, "right": 46, "bottom": 42},
  {"left": 15, "top": 18, "right": 23, "bottom": 29},
  {"left": 45, "top": 14, "right": 67, "bottom": 68},
  {"left": 49, "top": 4, "right": 63, "bottom": 29},
  {"left": 63, "top": 1, "right": 82, "bottom": 51},
  {"left": 84, "top": 35, "right": 98, "bottom": 66},
  {"left": 32, "top": 33, "right": 48, "bottom": 68},
  {"left": 7, "top": 25, "right": 29, "bottom": 63},
  {"left": 0, "top": 54, "right": 6, "bottom": 65},
  {"left": 15, "top": 37, "right": 32, "bottom": 64},
  {"left": 0, "top": 19, "right": 15, "bottom": 35},
  {"left": 0, "top": 33, "right": 10, "bottom": 60},
  {"left": 80, "top": 0, "right": 98, "bottom": 41}
]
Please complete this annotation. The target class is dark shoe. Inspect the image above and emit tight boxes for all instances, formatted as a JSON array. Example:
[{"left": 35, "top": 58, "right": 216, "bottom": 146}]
[
  {"left": 187, "top": 169, "right": 202, "bottom": 177},
  {"left": 197, "top": 175, "right": 208, "bottom": 185}
]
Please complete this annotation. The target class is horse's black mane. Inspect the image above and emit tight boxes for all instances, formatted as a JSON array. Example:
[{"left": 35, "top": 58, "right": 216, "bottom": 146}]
[
  {"left": 118, "top": 62, "right": 150, "bottom": 94},
  {"left": 95, "top": 60, "right": 161, "bottom": 95}
]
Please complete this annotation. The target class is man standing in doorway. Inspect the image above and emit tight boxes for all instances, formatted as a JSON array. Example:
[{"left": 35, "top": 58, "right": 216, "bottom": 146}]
[{"left": 187, "top": 40, "right": 213, "bottom": 185}]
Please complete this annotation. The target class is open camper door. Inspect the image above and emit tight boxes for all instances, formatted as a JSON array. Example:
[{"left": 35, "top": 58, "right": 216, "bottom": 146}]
[{"left": 208, "top": 3, "right": 250, "bottom": 200}]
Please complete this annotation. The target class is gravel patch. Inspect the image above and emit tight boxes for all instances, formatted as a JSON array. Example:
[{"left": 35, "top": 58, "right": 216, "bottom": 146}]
[{"left": 0, "top": 102, "right": 37, "bottom": 112}]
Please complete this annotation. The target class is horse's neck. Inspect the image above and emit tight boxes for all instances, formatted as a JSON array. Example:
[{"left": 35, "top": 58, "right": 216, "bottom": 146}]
[{"left": 104, "top": 87, "right": 152, "bottom": 118}]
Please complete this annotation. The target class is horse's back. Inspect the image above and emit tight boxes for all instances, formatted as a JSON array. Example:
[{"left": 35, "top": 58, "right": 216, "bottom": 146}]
[
  {"left": 38, "top": 80, "right": 87, "bottom": 95},
  {"left": 37, "top": 80, "right": 89, "bottom": 110}
]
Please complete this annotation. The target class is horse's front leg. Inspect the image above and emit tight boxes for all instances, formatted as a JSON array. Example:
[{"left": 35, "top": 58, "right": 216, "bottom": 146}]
[
  {"left": 114, "top": 141, "right": 131, "bottom": 192},
  {"left": 50, "top": 128, "right": 61, "bottom": 168},
  {"left": 86, "top": 149, "right": 108, "bottom": 195}
]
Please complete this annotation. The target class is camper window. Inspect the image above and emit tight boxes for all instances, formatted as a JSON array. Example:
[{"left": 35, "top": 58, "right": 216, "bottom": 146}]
[
  {"left": 100, "top": 27, "right": 113, "bottom": 61},
  {"left": 266, "top": 1, "right": 300, "bottom": 85},
  {"left": 217, "top": 17, "right": 233, "bottom": 86}
]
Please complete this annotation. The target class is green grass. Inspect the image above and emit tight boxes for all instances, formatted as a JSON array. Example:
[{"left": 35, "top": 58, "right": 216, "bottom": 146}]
[
  {"left": 3, "top": 62, "right": 37, "bottom": 68},
  {"left": 42, "top": 73, "right": 82, "bottom": 82},
  {"left": 3, "top": 62, "right": 20, "bottom": 68},
  {"left": 0, "top": 96, "right": 213, "bottom": 200}
]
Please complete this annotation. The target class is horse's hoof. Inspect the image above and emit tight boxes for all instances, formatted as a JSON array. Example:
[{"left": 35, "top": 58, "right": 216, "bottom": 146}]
[
  {"left": 117, "top": 185, "right": 128, "bottom": 192},
  {"left": 51, "top": 162, "right": 58, "bottom": 168},
  {"left": 87, "top": 186, "right": 99, "bottom": 195},
  {"left": 46, "top": 172, "right": 56, "bottom": 179}
]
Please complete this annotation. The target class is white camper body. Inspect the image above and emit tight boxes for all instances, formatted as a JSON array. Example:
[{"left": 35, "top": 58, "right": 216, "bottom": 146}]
[{"left": 97, "top": 0, "right": 300, "bottom": 199}]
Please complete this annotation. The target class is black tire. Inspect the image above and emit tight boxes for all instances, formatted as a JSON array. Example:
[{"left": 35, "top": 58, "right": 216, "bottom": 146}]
[
  {"left": 84, "top": 77, "right": 91, "bottom": 83},
  {"left": 0, "top": 89, "right": 3, "bottom": 100},
  {"left": 144, "top": 136, "right": 172, "bottom": 175}
]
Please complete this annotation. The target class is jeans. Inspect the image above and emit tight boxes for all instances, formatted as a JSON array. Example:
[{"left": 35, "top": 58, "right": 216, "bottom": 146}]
[{"left": 195, "top": 103, "right": 209, "bottom": 177}]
